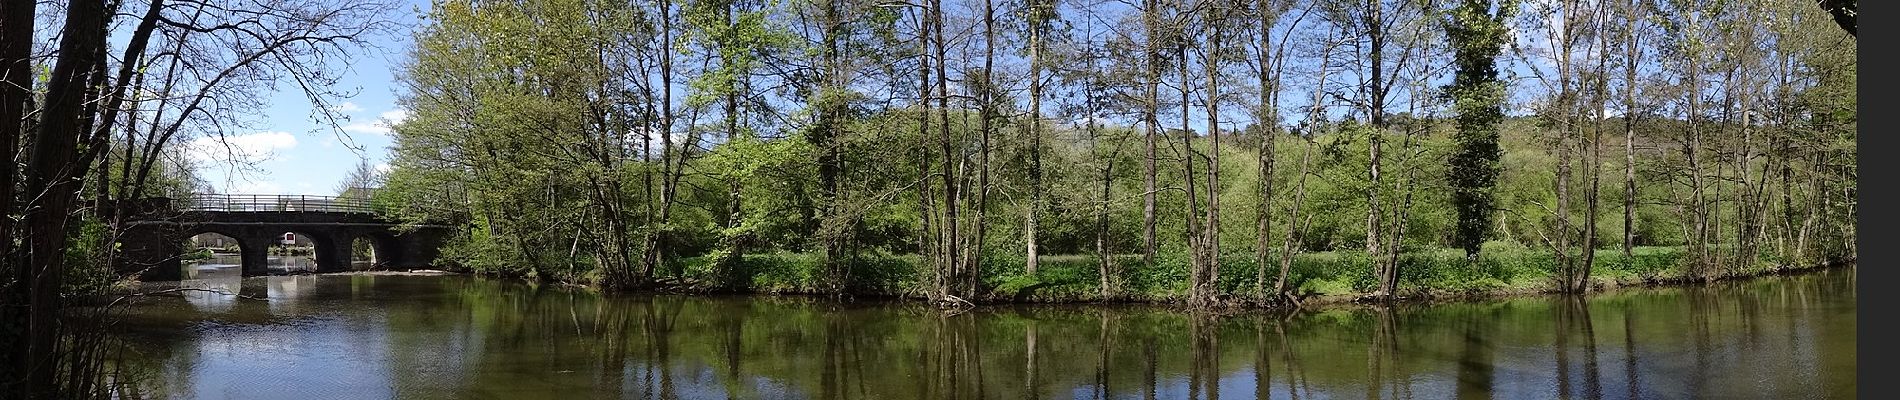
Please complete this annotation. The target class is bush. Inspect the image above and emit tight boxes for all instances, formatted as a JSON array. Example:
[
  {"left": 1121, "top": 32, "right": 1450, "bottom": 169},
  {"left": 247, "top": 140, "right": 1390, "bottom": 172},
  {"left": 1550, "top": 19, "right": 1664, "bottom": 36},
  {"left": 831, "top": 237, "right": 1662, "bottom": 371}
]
[
  {"left": 678, "top": 251, "right": 929, "bottom": 296},
  {"left": 62, "top": 218, "right": 119, "bottom": 294}
]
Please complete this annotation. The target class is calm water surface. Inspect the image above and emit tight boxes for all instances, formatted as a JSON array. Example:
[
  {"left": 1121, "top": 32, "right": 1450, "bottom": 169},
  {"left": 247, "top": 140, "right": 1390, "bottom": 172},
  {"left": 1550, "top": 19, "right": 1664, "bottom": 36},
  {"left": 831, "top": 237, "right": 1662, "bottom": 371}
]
[{"left": 110, "top": 264, "right": 1856, "bottom": 399}]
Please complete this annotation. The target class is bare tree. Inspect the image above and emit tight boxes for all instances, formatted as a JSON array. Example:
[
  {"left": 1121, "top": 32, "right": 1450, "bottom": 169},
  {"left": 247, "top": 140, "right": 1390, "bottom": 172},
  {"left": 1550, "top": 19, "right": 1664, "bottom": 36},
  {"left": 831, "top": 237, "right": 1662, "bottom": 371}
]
[
  {"left": 2, "top": 0, "right": 393, "bottom": 395},
  {"left": 336, "top": 158, "right": 383, "bottom": 196}
]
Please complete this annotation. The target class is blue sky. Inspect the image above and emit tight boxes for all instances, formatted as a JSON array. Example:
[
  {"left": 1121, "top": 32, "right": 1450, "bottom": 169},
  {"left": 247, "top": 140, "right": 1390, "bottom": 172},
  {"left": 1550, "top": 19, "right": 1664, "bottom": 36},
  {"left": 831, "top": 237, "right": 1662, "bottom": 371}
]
[{"left": 192, "top": 1, "right": 431, "bottom": 196}]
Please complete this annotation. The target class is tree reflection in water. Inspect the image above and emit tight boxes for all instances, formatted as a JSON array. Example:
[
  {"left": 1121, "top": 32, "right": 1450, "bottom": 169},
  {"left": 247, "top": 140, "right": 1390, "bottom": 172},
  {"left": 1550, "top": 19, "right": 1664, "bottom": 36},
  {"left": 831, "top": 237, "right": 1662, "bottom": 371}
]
[{"left": 103, "top": 270, "right": 1855, "bottom": 399}]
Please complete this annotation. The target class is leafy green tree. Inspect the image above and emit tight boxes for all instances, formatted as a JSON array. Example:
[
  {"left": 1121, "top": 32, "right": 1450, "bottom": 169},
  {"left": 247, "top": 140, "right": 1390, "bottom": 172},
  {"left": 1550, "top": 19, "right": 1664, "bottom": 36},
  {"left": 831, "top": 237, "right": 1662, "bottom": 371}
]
[{"left": 1441, "top": 0, "right": 1514, "bottom": 261}]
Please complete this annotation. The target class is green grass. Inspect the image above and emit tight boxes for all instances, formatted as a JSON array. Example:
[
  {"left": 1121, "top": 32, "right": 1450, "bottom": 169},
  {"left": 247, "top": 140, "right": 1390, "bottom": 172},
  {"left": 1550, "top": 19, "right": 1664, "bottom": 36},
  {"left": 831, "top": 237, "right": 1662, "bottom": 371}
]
[{"left": 653, "top": 244, "right": 1733, "bottom": 303}]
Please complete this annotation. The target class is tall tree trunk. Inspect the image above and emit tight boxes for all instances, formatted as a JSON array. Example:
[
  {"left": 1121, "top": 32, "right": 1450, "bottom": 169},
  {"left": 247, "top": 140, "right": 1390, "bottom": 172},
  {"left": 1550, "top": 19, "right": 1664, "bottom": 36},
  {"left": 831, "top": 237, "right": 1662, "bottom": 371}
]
[
  {"left": 1254, "top": 135, "right": 1274, "bottom": 299},
  {"left": 932, "top": 0, "right": 960, "bottom": 300},
  {"left": 1177, "top": 0, "right": 1211, "bottom": 307},
  {"left": 1274, "top": 136, "right": 1314, "bottom": 299},
  {"left": 0, "top": 0, "right": 34, "bottom": 306},
  {"left": 717, "top": 3, "right": 747, "bottom": 285},
  {"left": 1621, "top": 0, "right": 1640, "bottom": 269},
  {"left": 1579, "top": 10, "right": 1611, "bottom": 293},
  {"left": 969, "top": 0, "right": 997, "bottom": 295},
  {"left": 641, "top": 0, "right": 678, "bottom": 285},
  {"left": 76, "top": 0, "right": 164, "bottom": 209},
  {"left": 916, "top": 8, "right": 944, "bottom": 302},
  {"left": 1025, "top": 0, "right": 1045, "bottom": 275},
  {"left": 1553, "top": 1, "right": 1571, "bottom": 291},
  {"left": 1384, "top": 120, "right": 1421, "bottom": 296},
  {"left": 641, "top": 63, "right": 656, "bottom": 283},
  {"left": 1253, "top": 1, "right": 1279, "bottom": 300},
  {"left": 0, "top": 0, "right": 30, "bottom": 391},
  {"left": 1084, "top": 51, "right": 1118, "bottom": 300},
  {"left": 1363, "top": 0, "right": 1389, "bottom": 298},
  {"left": 1141, "top": 0, "right": 1162, "bottom": 271},
  {"left": 1687, "top": 42, "right": 1709, "bottom": 280},
  {"left": 1731, "top": 54, "right": 1760, "bottom": 274},
  {"left": 20, "top": 0, "right": 110, "bottom": 394},
  {"left": 1096, "top": 154, "right": 1117, "bottom": 300},
  {"left": 590, "top": 36, "right": 634, "bottom": 289},
  {"left": 1772, "top": 36, "right": 1796, "bottom": 265},
  {"left": 1194, "top": 8, "right": 1226, "bottom": 308},
  {"left": 1551, "top": 0, "right": 1581, "bottom": 292},
  {"left": 818, "top": 0, "right": 848, "bottom": 293},
  {"left": 1274, "top": 46, "right": 1335, "bottom": 301}
]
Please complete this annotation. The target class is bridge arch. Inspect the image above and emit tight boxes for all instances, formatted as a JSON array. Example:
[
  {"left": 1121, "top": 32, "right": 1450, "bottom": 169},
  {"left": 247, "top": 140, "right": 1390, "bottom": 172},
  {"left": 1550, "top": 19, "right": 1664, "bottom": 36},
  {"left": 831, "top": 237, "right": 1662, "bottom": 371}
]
[
  {"left": 347, "top": 232, "right": 402, "bottom": 269},
  {"left": 268, "top": 229, "right": 336, "bottom": 273},
  {"left": 164, "top": 226, "right": 338, "bottom": 276},
  {"left": 177, "top": 231, "right": 244, "bottom": 279},
  {"left": 114, "top": 194, "right": 457, "bottom": 281}
]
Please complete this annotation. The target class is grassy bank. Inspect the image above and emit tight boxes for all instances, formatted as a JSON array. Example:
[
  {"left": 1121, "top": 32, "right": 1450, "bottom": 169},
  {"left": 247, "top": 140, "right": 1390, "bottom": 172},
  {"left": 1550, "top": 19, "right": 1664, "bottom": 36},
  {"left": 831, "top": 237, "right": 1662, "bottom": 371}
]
[{"left": 621, "top": 244, "right": 1848, "bottom": 306}]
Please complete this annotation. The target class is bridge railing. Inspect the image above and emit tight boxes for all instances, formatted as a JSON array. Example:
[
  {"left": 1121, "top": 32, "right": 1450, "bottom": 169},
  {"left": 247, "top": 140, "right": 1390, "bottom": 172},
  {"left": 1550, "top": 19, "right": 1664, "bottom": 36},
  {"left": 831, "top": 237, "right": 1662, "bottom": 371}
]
[{"left": 178, "top": 194, "right": 378, "bottom": 214}]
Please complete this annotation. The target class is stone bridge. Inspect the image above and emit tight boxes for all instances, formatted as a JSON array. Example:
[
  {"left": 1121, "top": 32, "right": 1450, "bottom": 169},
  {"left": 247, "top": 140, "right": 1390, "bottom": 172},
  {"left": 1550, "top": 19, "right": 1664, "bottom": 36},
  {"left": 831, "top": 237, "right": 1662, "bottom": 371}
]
[{"left": 115, "top": 194, "right": 457, "bottom": 281}]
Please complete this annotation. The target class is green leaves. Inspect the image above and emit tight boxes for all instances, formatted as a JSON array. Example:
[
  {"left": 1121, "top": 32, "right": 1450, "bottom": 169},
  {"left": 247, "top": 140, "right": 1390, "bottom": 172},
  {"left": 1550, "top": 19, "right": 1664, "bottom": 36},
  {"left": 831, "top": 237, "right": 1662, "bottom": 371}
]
[
  {"left": 1442, "top": 0, "right": 1512, "bottom": 257},
  {"left": 368, "top": 0, "right": 1854, "bottom": 294}
]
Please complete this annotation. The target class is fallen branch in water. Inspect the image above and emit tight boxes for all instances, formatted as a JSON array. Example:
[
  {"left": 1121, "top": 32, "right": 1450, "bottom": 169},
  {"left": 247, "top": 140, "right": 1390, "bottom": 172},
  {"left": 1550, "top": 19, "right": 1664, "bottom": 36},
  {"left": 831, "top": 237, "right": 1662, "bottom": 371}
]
[
  {"left": 103, "top": 287, "right": 268, "bottom": 310},
  {"left": 936, "top": 294, "right": 976, "bottom": 315}
]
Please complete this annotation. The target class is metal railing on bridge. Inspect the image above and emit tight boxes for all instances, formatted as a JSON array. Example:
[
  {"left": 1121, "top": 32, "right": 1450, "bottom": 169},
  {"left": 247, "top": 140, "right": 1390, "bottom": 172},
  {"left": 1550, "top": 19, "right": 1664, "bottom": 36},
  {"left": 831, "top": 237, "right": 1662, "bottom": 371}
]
[{"left": 179, "top": 194, "right": 377, "bottom": 214}]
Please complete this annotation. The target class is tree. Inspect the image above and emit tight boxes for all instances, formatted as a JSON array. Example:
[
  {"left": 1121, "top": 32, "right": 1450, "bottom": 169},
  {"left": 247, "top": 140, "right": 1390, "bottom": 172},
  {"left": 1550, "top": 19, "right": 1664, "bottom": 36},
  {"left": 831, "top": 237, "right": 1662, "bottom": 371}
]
[
  {"left": 643, "top": 0, "right": 681, "bottom": 286},
  {"left": 1816, "top": 0, "right": 1853, "bottom": 37},
  {"left": 1023, "top": 0, "right": 1056, "bottom": 275},
  {"left": 1141, "top": 0, "right": 1164, "bottom": 271},
  {"left": 3, "top": 0, "right": 391, "bottom": 395},
  {"left": 1272, "top": 29, "right": 1345, "bottom": 303},
  {"left": 1251, "top": 0, "right": 1299, "bottom": 301},
  {"left": 336, "top": 158, "right": 383, "bottom": 196},
  {"left": 685, "top": 0, "right": 784, "bottom": 284},
  {"left": 1443, "top": 0, "right": 1515, "bottom": 262},
  {"left": 928, "top": 0, "right": 961, "bottom": 301},
  {"left": 351, "top": 0, "right": 1855, "bottom": 307},
  {"left": 1186, "top": 0, "right": 1225, "bottom": 308},
  {"left": 1618, "top": 0, "right": 1645, "bottom": 275},
  {"left": 1317, "top": 0, "right": 1436, "bottom": 298},
  {"left": 1517, "top": 0, "right": 1607, "bottom": 292},
  {"left": 14, "top": 1, "right": 112, "bottom": 394}
]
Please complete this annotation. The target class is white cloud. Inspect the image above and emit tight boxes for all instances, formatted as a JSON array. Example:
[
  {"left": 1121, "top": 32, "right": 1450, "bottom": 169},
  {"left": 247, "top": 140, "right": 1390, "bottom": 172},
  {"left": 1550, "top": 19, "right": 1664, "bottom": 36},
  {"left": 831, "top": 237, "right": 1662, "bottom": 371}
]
[
  {"left": 186, "top": 131, "right": 298, "bottom": 165},
  {"left": 374, "top": 162, "right": 391, "bottom": 174},
  {"left": 340, "top": 108, "right": 409, "bottom": 137},
  {"left": 380, "top": 109, "right": 409, "bottom": 124},
  {"left": 332, "top": 102, "right": 364, "bottom": 113},
  {"left": 341, "top": 122, "right": 386, "bottom": 136}
]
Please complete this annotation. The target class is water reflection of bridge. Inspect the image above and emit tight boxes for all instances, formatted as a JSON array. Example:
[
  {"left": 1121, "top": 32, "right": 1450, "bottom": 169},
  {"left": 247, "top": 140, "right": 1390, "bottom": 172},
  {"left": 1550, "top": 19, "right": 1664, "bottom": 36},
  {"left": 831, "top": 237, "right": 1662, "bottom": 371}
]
[
  {"left": 115, "top": 194, "right": 458, "bottom": 281},
  {"left": 185, "top": 253, "right": 326, "bottom": 277}
]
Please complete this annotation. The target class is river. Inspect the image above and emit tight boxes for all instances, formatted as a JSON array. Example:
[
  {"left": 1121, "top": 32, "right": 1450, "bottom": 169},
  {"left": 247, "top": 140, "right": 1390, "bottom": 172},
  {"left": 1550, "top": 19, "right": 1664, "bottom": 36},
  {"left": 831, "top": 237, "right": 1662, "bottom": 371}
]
[{"left": 107, "top": 257, "right": 1856, "bottom": 399}]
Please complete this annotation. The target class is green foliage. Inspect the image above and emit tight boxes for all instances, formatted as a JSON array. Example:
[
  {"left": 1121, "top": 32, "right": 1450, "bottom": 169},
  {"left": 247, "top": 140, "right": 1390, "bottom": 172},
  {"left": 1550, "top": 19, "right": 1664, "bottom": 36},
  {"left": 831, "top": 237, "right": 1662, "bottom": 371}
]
[
  {"left": 377, "top": 0, "right": 1855, "bottom": 301},
  {"left": 652, "top": 243, "right": 1696, "bottom": 303},
  {"left": 1443, "top": 0, "right": 1514, "bottom": 257},
  {"left": 183, "top": 248, "right": 215, "bottom": 262},
  {"left": 61, "top": 218, "right": 119, "bottom": 294},
  {"left": 677, "top": 251, "right": 924, "bottom": 295}
]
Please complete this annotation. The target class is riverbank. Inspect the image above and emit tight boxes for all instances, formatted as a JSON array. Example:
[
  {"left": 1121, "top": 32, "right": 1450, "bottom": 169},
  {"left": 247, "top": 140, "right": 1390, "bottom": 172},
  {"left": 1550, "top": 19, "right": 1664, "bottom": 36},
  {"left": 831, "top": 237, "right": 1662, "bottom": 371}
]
[{"left": 417, "top": 244, "right": 1854, "bottom": 310}]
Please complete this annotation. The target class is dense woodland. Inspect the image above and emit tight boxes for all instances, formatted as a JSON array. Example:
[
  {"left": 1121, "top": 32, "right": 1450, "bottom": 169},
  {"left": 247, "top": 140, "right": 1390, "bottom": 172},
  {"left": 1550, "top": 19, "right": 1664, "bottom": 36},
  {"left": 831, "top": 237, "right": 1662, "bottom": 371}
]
[
  {"left": 0, "top": 0, "right": 1857, "bottom": 396},
  {"left": 375, "top": 0, "right": 1856, "bottom": 307}
]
